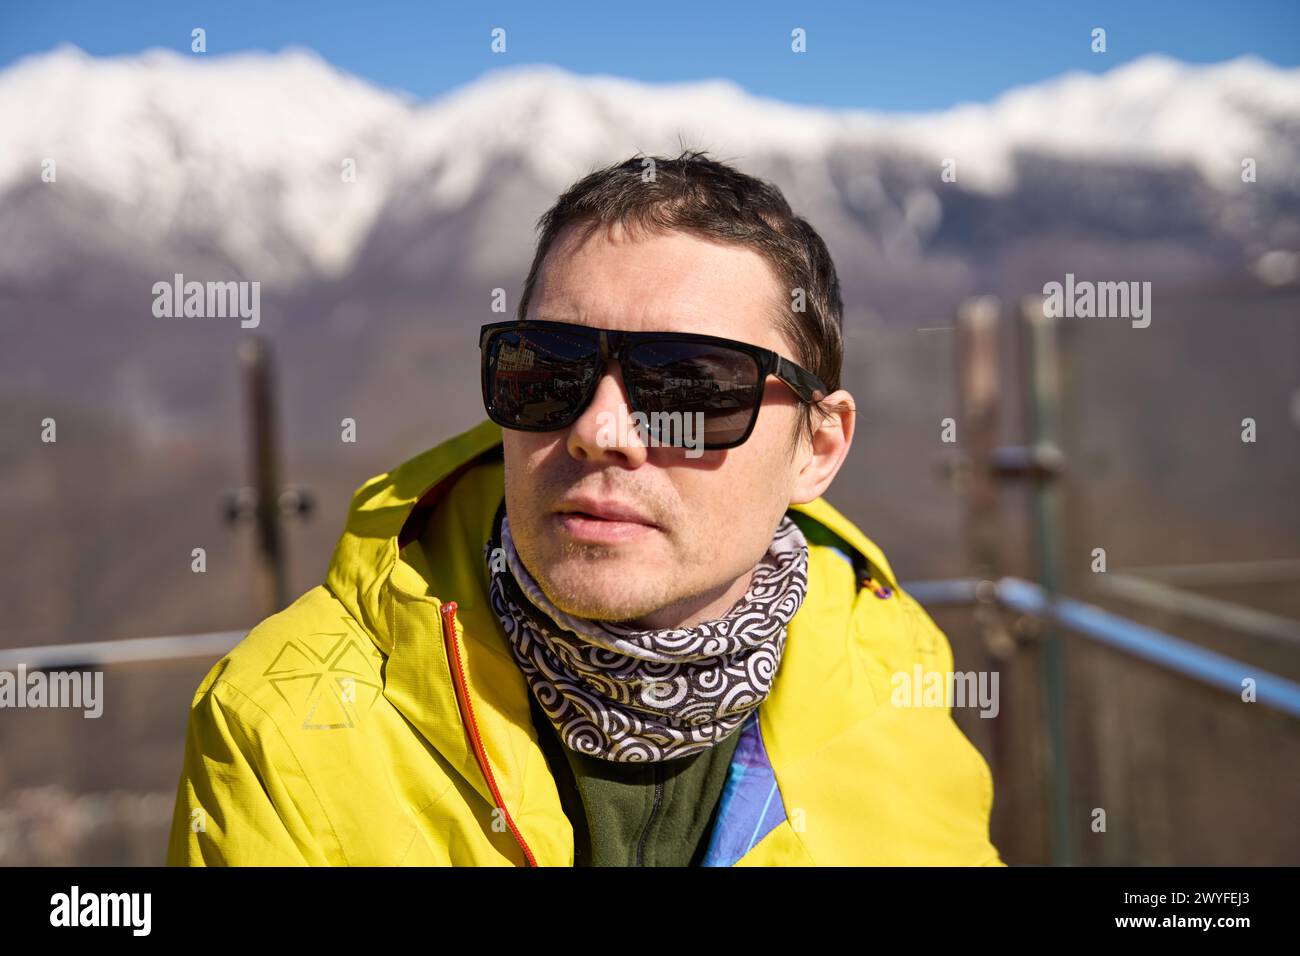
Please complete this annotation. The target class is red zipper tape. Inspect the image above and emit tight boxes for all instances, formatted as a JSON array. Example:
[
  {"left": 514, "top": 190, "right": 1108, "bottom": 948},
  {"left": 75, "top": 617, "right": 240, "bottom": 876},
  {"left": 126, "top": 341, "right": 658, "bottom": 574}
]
[{"left": 441, "top": 600, "right": 539, "bottom": 867}]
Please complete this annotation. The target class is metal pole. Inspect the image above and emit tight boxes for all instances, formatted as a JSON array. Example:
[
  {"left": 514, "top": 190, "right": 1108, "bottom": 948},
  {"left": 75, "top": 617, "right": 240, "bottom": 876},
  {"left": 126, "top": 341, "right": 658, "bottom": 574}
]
[
  {"left": 956, "top": 297, "right": 1015, "bottom": 794},
  {"left": 239, "top": 338, "right": 287, "bottom": 615},
  {"left": 1020, "top": 295, "right": 1074, "bottom": 866},
  {"left": 956, "top": 297, "right": 1005, "bottom": 587}
]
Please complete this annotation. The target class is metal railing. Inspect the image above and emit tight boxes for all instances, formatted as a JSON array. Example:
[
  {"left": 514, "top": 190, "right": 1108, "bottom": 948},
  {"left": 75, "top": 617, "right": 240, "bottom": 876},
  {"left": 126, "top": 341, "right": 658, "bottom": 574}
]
[{"left": 5, "top": 576, "right": 1296, "bottom": 716}]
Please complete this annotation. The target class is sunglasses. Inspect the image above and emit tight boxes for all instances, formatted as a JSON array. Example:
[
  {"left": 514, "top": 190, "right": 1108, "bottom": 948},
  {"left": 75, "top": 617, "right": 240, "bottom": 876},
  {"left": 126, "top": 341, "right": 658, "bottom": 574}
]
[{"left": 479, "top": 319, "right": 829, "bottom": 450}]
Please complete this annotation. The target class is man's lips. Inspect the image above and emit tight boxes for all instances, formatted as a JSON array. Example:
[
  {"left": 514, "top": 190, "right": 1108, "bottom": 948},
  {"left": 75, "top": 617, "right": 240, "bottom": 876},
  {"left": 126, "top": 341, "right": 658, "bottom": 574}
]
[
  {"left": 553, "top": 497, "right": 659, "bottom": 543},
  {"left": 555, "top": 497, "right": 657, "bottom": 526}
]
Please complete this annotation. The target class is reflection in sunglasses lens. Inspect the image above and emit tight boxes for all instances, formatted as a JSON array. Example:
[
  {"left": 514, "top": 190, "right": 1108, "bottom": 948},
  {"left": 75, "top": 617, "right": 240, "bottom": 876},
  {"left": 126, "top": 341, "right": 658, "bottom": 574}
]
[
  {"left": 628, "top": 342, "right": 760, "bottom": 447},
  {"left": 491, "top": 329, "right": 598, "bottom": 428}
]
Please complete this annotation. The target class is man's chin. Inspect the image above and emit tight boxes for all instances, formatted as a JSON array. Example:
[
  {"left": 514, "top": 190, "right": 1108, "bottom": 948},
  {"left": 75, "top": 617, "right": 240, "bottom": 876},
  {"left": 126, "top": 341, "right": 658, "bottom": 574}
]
[{"left": 536, "top": 561, "right": 669, "bottom": 624}]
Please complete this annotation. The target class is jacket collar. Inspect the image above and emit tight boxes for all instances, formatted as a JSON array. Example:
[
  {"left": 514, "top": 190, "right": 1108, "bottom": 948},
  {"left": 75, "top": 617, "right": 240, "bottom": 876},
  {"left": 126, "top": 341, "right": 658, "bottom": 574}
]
[{"left": 324, "top": 419, "right": 896, "bottom": 864}]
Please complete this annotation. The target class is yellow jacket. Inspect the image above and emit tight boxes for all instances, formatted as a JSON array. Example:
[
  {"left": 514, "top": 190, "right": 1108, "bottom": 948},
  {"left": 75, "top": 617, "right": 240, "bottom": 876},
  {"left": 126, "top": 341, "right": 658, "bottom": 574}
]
[{"left": 167, "top": 418, "right": 1003, "bottom": 866}]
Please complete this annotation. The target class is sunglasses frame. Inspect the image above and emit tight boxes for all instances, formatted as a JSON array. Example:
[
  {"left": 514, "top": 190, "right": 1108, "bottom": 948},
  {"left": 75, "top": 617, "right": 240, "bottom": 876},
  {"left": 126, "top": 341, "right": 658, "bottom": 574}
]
[{"left": 478, "top": 319, "right": 830, "bottom": 450}]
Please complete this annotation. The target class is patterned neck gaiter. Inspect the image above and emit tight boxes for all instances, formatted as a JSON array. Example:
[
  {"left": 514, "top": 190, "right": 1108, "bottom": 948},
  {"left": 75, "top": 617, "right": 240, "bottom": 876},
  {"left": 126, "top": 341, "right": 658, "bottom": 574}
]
[{"left": 486, "top": 509, "right": 809, "bottom": 763}]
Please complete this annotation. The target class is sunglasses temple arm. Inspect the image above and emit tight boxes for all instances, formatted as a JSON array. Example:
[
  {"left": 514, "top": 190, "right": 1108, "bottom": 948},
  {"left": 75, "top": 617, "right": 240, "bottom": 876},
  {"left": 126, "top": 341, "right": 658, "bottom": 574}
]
[{"left": 775, "top": 355, "right": 829, "bottom": 404}]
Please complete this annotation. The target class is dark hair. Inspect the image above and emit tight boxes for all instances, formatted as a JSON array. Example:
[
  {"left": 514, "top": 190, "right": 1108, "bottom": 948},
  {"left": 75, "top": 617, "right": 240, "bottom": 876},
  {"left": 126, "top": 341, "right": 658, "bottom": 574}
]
[{"left": 516, "top": 149, "right": 844, "bottom": 447}]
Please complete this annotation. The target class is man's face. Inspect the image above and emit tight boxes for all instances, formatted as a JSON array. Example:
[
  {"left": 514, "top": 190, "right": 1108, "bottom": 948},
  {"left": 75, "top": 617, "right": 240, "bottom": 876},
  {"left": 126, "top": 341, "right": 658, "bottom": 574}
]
[{"left": 502, "top": 222, "right": 818, "bottom": 629}]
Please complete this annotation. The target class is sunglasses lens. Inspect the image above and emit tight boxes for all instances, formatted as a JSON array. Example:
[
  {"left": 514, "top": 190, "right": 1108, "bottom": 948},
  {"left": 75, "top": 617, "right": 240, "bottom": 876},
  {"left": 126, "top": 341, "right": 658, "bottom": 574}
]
[
  {"left": 626, "top": 341, "right": 762, "bottom": 447},
  {"left": 484, "top": 326, "right": 599, "bottom": 429}
]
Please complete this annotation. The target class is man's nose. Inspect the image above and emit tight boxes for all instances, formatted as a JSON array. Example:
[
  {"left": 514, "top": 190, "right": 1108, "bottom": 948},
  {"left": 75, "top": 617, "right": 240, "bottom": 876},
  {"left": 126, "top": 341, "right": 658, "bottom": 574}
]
[{"left": 565, "top": 359, "right": 649, "bottom": 466}]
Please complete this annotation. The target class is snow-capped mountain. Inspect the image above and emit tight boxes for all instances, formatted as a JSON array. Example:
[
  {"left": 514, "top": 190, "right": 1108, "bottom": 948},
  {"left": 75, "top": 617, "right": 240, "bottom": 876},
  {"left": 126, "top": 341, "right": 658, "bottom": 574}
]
[
  {"left": 1, "top": 45, "right": 1297, "bottom": 291},
  {"left": 0, "top": 45, "right": 410, "bottom": 284}
]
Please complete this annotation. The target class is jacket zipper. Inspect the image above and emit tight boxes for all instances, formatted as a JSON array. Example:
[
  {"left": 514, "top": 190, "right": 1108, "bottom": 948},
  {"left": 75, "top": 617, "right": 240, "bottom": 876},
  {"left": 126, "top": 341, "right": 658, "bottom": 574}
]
[
  {"left": 441, "top": 600, "right": 538, "bottom": 867},
  {"left": 635, "top": 767, "right": 664, "bottom": 867}
]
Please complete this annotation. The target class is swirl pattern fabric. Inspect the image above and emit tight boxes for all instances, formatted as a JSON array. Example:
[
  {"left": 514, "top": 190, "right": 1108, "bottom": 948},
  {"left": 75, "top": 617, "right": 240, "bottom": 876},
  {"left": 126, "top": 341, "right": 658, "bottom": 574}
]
[{"left": 487, "top": 512, "right": 809, "bottom": 763}]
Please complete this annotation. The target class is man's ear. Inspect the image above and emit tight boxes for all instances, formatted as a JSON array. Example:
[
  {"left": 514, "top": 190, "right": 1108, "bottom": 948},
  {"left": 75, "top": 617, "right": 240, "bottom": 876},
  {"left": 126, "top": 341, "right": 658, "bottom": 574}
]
[{"left": 789, "top": 390, "right": 855, "bottom": 506}]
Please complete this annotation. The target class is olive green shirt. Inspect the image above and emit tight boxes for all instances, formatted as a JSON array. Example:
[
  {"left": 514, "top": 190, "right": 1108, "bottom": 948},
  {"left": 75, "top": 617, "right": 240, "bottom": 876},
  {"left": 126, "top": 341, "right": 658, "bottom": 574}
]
[{"left": 527, "top": 688, "right": 743, "bottom": 866}]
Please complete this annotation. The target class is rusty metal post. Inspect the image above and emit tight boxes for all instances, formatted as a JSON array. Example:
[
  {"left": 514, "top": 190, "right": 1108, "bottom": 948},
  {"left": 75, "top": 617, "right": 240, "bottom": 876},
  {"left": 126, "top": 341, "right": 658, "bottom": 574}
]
[
  {"left": 1019, "top": 294, "right": 1074, "bottom": 866},
  {"left": 223, "top": 339, "right": 313, "bottom": 616},
  {"left": 956, "top": 297, "right": 1006, "bottom": 593},
  {"left": 241, "top": 338, "right": 286, "bottom": 614},
  {"left": 955, "top": 296, "right": 1019, "bottom": 855}
]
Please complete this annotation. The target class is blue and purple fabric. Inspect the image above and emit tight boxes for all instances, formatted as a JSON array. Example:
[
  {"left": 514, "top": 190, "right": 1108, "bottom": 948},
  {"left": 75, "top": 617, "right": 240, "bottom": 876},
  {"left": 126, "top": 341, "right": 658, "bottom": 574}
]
[
  {"left": 699, "top": 708, "right": 787, "bottom": 866},
  {"left": 699, "top": 543, "right": 889, "bottom": 865}
]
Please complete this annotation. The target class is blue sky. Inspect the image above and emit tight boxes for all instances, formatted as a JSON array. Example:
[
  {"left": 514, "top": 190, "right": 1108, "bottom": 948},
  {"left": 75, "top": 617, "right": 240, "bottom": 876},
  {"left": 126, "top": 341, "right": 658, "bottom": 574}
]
[{"left": 2, "top": 0, "right": 1297, "bottom": 110}]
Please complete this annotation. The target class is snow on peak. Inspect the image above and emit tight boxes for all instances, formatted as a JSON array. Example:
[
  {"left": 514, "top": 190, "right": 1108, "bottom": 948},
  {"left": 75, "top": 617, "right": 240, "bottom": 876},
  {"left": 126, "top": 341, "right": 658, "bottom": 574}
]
[
  {"left": 0, "top": 47, "right": 1295, "bottom": 284},
  {"left": 0, "top": 44, "right": 412, "bottom": 282}
]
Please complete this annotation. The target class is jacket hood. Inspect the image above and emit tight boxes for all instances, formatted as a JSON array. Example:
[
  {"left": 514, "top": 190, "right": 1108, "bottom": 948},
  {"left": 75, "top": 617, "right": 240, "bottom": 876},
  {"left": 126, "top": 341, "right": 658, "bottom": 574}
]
[{"left": 325, "top": 418, "right": 508, "bottom": 658}]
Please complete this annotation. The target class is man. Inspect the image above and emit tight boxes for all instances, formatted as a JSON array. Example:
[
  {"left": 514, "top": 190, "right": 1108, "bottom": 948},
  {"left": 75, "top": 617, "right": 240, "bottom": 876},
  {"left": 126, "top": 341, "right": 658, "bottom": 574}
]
[{"left": 167, "top": 151, "right": 1002, "bottom": 866}]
